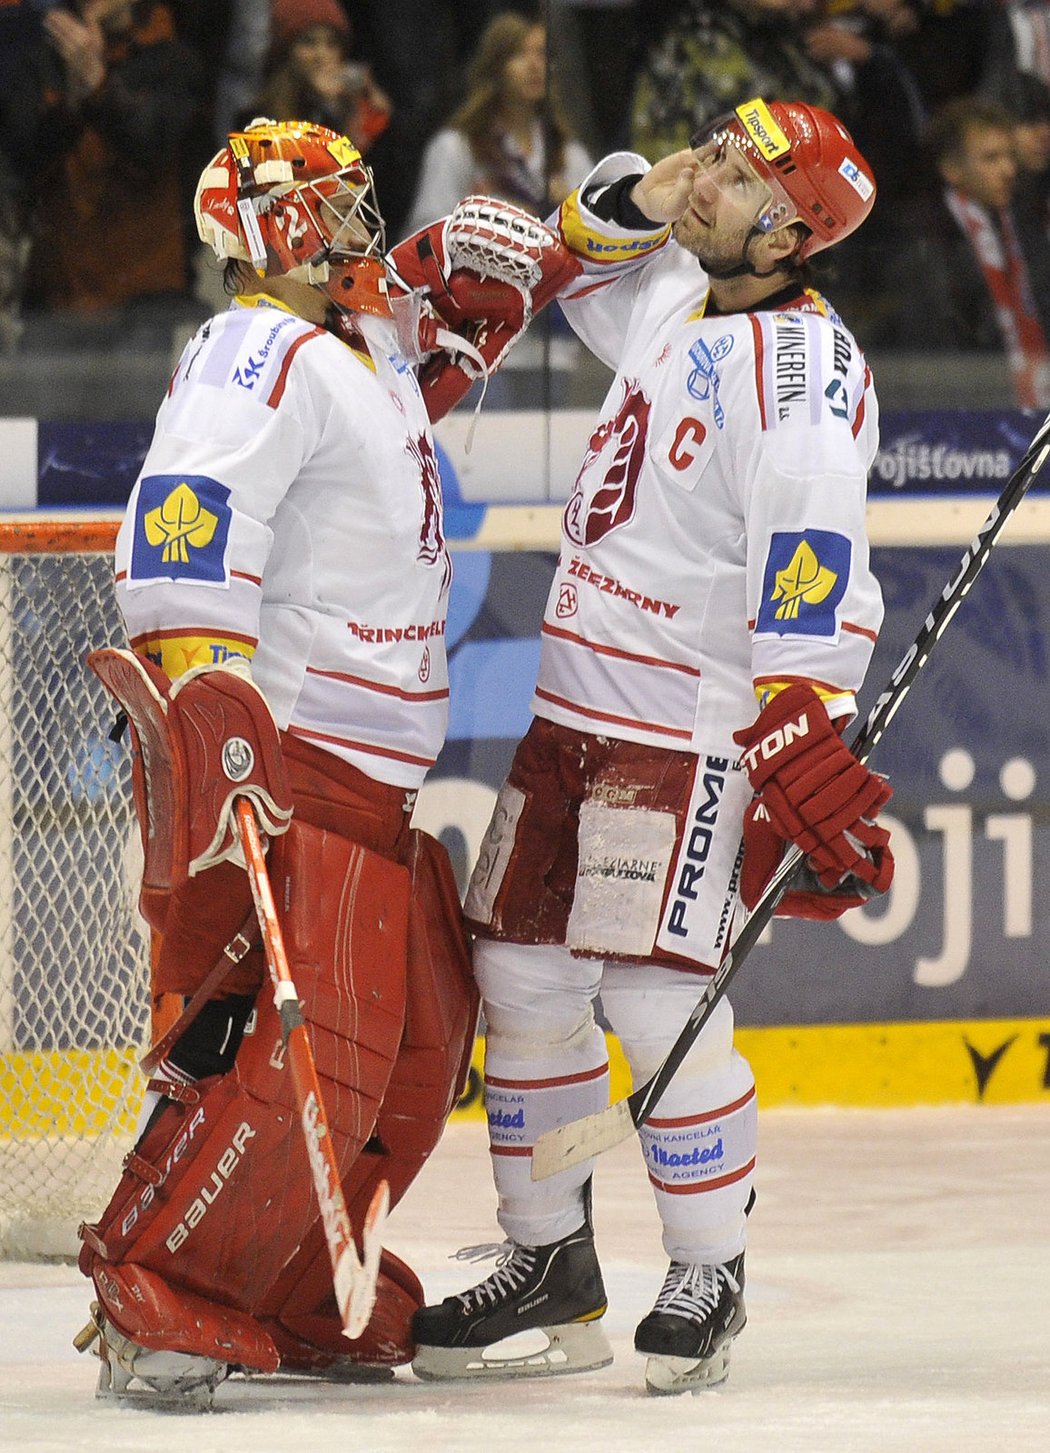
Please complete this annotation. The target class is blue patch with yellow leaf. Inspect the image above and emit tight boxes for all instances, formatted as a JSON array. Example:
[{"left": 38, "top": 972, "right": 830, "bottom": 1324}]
[
  {"left": 756, "top": 529, "right": 851, "bottom": 637},
  {"left": 129, "top": 474, "right": 232, "bottom": 584}
]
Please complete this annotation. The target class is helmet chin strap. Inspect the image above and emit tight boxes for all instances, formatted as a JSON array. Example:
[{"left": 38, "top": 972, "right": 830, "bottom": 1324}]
[{"left": 700, "top": 226, "right": 795, "bottom": 281}]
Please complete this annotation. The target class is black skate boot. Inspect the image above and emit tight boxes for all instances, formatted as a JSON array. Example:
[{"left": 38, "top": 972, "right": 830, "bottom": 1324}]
[
  {"left": 411, "top": 1186, "right": 612, "bottom": 1381},
  {"left": 634, "top": 1252, "right": 746, "bottom": 1395}
]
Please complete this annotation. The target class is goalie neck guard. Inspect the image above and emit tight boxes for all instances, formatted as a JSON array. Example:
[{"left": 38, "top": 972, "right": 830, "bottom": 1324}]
[
  {"left": 690, "top": 97, "right": 876, "bottom": 261},
  {"left": 194, "top": 117, "right": 392, "bottom": 317}
]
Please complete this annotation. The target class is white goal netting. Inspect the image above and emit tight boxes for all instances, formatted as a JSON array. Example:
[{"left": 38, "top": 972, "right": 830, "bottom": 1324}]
[{"left": 0, "top": 522, "right": 151, "bottom": 1259}]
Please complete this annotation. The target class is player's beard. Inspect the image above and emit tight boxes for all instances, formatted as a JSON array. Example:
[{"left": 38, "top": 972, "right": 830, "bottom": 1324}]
[{"left": 673, "top": 216, "right": 787, "bottom": 281}]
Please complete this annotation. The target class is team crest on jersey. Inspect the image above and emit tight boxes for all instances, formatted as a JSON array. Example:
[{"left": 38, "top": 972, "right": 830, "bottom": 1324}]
[
  {"left": 686, "top": 334, "right": 733, "bottom": 428},
  {"left": 564, "top": 379, "right": 651, "bottom": 546},
  {"left": 756, "top": 530, "right": 851, "bottom": 638},
  {"left": 129, "top": 475, "right": 232, "bottom": 585},
  {"left": 405, "top": 433, "right": 446, "bottom": 566},
  {"left": 556, "top": 583, "right": 578, "bottom": 618}
]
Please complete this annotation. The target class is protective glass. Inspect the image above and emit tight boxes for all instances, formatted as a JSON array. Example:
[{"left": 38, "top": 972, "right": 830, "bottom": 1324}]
[{"left": 689, "top": 112, "right": 800, "bottom": 239}]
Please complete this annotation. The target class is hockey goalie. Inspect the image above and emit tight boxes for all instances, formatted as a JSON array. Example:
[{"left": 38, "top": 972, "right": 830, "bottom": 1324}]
[{"left": 74, "top": 117, "right": 580, "bottom": 1408}]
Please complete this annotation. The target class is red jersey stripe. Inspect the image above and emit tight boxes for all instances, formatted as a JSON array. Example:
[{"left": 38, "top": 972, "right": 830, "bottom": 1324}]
[
  {"left": 265, "top": 326, "right": 325, "bottom": 408},
  {"left": 750, "top": 315, "right": 768, "bottom": 431},
  {"left": 287, "top": 723, "right": 436, "bottom": 768},
  {"left": 305, "top": 664, "right": 449, "bottom": 703},
  {"left": 534, "top": 686, "right": 692, "bottom": 740},
  {"left": 542, "top": 622, "right": 701, "bottom": 676}
]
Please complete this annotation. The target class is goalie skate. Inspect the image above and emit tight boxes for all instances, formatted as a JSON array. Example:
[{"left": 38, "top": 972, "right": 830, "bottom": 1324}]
[
  {"left": 74, "top": 1303, "right": 228, "bottom": 1411},
  {"left": 634, "top": 1253, "right": 746, "bottom": 1395},
  {"left": 411, "top": 1197, "right": 612, "bottom": 1381}
]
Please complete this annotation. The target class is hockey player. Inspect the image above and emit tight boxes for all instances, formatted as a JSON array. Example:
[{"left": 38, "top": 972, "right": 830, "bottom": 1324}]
[
  {"left": 411, "top": 99, "right": 895, "bottom": 1394},
  {"left": 75, "top": 117, "right": 579, "bottom": 1407}
]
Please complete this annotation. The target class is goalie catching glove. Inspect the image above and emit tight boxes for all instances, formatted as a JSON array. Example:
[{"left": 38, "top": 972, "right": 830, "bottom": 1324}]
[
  {"left": 387, "top": 195, "right": 582, "bottom": 422},
  {"left": 732, "top": 682, "right": 894, "bottom": 920}
]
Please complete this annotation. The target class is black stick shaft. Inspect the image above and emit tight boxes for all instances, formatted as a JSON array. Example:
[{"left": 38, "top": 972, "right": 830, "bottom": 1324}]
[{"left": 626, "top": 415, "right": 1050, "bottom": 1131}]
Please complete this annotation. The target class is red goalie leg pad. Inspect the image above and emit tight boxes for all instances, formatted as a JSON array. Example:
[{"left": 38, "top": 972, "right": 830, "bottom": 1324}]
[
  {"left": 90, "top": 1259, "right": 280, "bottom": 1373},
  {"left": 259, "top": 829, "right": 478, "bottom": 1367},
  {"left": 266, "top": 1242, "right": 425, "bottom": 1370},
  {"left": 78, "top": 1075, "right": 280, "bottom": 1372},
  {"left": 80, "top": 822, "right": 411, "bottom": 1354}
]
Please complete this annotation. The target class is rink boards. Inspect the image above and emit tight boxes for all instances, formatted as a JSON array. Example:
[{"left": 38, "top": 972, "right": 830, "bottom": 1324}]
[{"left": 1, "top": 404, "right": 1049, "bottom": 1115}]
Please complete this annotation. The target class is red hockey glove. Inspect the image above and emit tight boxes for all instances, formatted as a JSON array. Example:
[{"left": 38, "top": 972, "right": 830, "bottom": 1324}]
[
  {"left": 387, "top": 195, "right": 582, "bottom": 421},
  {"left": 733, "top": 682, "right": 894, "bottom": 901},
  {"left": 739, "top": 798, "right": 887, "bottom": 920}
]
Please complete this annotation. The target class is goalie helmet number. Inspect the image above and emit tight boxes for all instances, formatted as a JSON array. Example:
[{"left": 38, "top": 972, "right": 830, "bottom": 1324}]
[{"left": 222, "top": 736, "right": 255, "bottom": 781}]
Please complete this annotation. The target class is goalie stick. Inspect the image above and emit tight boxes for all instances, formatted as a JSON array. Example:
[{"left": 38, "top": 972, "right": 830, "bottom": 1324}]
[
  {"left": 530, "top": 410, "right": 1050, "bottom": 1182},
  {"left": 235, "top": 798, "right": 388, "bottom": 1338}
]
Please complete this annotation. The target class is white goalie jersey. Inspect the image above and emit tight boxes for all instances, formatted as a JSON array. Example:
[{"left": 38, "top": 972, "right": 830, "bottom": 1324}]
[
  {"left": 114, "top": 297, "right": 451, "bottom": 789},
  {"left": 539, "top": 153, "right": 884, "bottom": 755}
]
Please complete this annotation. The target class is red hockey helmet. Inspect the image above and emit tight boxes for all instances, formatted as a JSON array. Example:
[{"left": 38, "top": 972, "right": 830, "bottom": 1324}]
[
  {"left": 692, "top": 98, "right": 876, "bottom": 260},
  {"left": 194, "top": 117, "right": 392, "bottom": 316}
]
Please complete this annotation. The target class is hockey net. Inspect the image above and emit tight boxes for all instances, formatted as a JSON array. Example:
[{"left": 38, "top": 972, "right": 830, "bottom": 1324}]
[{"left": 0, "top": 520, "right": 151, "bottom": 1260}]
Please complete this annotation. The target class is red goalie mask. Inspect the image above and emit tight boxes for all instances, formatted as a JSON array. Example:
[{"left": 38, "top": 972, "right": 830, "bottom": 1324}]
[{"left": 194, "top": 117, "right": 392, "bottom": 316}]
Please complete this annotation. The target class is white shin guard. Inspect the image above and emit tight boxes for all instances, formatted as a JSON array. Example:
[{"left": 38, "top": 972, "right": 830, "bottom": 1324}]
[
  {"left": 601, "top": 965, "right": 757, "bottom": 1267},
  {"left": 475, "top": 940, "right": 609, "bottom": 1247}
]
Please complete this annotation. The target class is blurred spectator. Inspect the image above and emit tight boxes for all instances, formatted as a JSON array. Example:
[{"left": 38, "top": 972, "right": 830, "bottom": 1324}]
[
  {"left": 545, "top": 0, "right": 644, "bottom": 155},
  {"left": 629, "top": 0, "right": 842, "bottom": 162},
  {"left": 251, "top": 0, "right": 391, "bottom": 154},
  {"left": 0, "top": 150, "right": 30, "bottom": 355},
  {"left": 800, "top": 0, "right": 928, "bottom": 338},
  {"left": 404, "top": 11, "right": 591, "bottom": 234},
  {"left": 881, "top": 97, "right": 1050, "bottom": 406},
  {"left": 172, "top": 0, "right": 271, "bottom": 146},
  {"left": 348, "top": 2, "right": 529, "bottom": 241},
  {"left": 8, "top": 1, "right": 205, "bottom": 343},
  {"left": 803, "top": 1, "right": 925, "bottom": 196},
  {"left": 403, "top": 10, "right": 593, "bottom": 408},
  {"left": 889, "top": 0, "right": 1017, "bottom": 114},
  {"left": 1004, "top": 70, "right": 1050, "bottom": 319}
]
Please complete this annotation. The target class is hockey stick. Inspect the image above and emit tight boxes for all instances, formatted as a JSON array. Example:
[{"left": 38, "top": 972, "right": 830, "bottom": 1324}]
[
  {"left": 531, "top": 411, "right": 1050, "bottom": 1181},
  {"left": 235, "top": 798, "right": 388, "bottom": 1338}
]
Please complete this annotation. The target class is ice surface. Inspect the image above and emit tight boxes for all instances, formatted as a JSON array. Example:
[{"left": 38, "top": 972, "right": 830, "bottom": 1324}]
[{"left": 2, "top": 1106, "right": 1048, "bottom": 1453}]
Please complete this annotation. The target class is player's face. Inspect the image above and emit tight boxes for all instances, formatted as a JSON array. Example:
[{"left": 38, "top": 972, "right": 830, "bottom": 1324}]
[{"left": 672, "top": 139, "right": 784, "bottom": 273}]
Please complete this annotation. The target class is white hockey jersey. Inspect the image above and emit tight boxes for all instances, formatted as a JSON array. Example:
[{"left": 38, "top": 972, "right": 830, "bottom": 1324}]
[
  {"left": 115, "top": 296, "right": 451, "bottom": 789},
  {"left": 537, "top": 154, "right": 884, "bottom": 755}
]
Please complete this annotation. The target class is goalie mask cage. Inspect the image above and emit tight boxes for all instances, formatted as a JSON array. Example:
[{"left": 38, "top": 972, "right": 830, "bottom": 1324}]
[{"left": 0, "top": 519, "right": 151, "bottom": 1260}]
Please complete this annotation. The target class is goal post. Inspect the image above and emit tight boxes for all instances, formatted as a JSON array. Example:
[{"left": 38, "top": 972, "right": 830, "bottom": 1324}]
[{"left": 0, "top": 519, "right": 152, "bottom": 1260}]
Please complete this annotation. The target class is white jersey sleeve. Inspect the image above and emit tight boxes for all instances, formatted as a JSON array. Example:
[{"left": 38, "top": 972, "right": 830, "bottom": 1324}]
[
  {"left": 740, "top": 308, "right": 881, "bottom": 720},
  {"left": 551, "top": 152, "right": 678, "bottom": 370},
  {"left": 115, "top": 304, "right": 319, "bottom": 673}
]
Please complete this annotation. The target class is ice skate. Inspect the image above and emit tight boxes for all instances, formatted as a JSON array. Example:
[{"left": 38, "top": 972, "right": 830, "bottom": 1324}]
[
  {"left": 411, "top": 1191, "right": 612, "bottom": 1380},
  {"left": 74, "top": 1302, "right": 228, "bottom": 1411},
  {"left": 634, "top": 1253, "right": 746, "bottom": 1395}
]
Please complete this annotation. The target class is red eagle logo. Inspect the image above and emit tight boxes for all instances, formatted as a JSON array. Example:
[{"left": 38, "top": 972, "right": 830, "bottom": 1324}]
[
  {"left": 563, "top": 379, "right": 651, "bottom": 547},
  {"left": 405, "top": 433, "right": 446, "bottom": 566}
]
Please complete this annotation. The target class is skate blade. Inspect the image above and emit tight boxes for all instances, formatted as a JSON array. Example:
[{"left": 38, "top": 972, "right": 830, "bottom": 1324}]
[
  {"left": 643, "top": 1344, "right": 732, "bottom": 1396},
  {"left": 96, "top": 1367, "right": 221, "bottom": 1413},
  {"left": 413, "top": 1319, "right": 613, "bottom": 1381}
]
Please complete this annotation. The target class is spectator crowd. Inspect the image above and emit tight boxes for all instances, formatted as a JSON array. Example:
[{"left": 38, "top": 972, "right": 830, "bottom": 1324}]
[{"left": 4, "top": 0, "right": 1050, "bottom": 406}]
